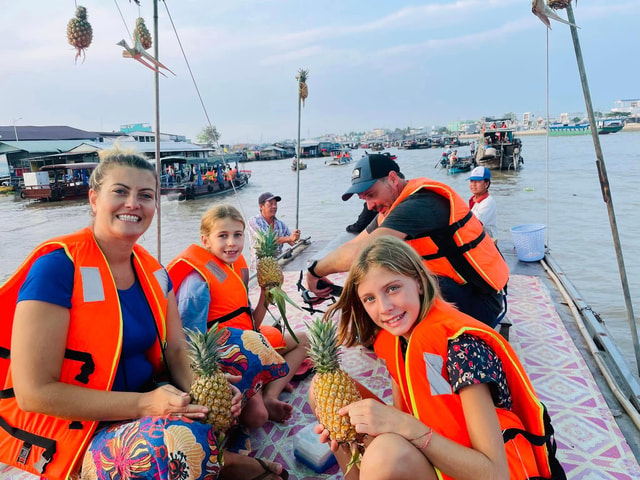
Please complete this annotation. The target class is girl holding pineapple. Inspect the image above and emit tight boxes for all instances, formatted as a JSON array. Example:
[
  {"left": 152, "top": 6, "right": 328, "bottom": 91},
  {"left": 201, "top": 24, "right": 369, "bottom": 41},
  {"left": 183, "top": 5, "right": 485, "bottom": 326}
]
[
  {"left": 169, "top": 204, "right": 309, "bottom": 426},
  {"left": 310, "top": 236, "right": 563, "bottom": 480},
  {"left": 0, "top": 148, "right": 287, "bottom": 480}
]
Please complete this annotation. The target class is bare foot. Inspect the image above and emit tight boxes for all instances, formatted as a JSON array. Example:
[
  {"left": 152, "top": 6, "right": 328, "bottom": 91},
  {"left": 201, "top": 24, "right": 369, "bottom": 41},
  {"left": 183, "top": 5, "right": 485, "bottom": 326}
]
[
  {"left": 283, "top": 382, "right": 294, "bottom": 393},
  {"left": 220, "top": 452, "right": 288, "bottom": 480},
  {"left": 264, "top": 397, "right": 293, "bottom": 422}
]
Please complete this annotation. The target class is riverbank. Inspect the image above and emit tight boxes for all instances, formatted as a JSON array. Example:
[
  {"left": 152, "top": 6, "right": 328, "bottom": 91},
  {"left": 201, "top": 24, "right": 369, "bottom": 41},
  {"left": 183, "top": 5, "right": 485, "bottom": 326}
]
[{"left": 459, "top": 123, "right": 640, "bottom": 140}]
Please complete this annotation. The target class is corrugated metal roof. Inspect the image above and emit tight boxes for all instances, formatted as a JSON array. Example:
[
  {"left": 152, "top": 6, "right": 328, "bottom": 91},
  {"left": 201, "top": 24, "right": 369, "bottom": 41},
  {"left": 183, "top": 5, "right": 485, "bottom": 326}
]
[
  {"left": 0, "top": 140, "right": 86, "bottom": 153},
  {"left": 0, "top": 125, "right": 113, "bottom": 141}
]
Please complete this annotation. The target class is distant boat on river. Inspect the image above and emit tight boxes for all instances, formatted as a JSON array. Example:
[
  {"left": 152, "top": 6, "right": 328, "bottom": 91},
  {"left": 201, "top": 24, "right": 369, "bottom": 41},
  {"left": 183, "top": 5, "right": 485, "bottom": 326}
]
[
  {"left": 158, "top": 154, "right": 250, "bottom": 201},
  {"left": 17, "top": 162, "right": 97, "bottom": 202},
  {"left": 549, "top": 119, "right": 625, "bottom": 136},
  {"left": 475, "top": 120, "right": 523, "bottom": 171}
]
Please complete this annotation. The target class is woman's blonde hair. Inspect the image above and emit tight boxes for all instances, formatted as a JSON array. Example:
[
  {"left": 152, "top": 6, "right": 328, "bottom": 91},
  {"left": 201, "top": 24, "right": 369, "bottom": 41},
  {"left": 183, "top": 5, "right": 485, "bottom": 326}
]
[
  {"left": 200, "top": 204, "right": 245, "bottom": 237},
  {"left": 90, "top": 146, "right": 156, "bottom": 193},
  {"left": 324, "top": 235, "right": 440, "bottom": 347}
]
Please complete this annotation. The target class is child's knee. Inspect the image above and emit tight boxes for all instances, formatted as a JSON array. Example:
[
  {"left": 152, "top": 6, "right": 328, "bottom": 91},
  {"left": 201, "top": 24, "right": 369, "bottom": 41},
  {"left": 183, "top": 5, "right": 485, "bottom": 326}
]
[{"left": 240, "top": 397, "right": 269, "bottom": 429}]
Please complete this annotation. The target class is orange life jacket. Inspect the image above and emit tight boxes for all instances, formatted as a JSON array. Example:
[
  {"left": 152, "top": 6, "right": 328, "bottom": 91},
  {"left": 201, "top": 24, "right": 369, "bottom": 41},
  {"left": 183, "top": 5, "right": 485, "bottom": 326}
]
[
  {"left": 167, "top": 246, "right": 286, "bottom": 349},
  {"left": 0, "top": 227, "right": 168, "bottom": 480},
  {"left": 167, "top": 245, "right": 252, "bottom": 331},
  {"left": 378, "top": 178, "right": 508, "bottom": 293},
  {"left": 374, "top": 299, "right": 563, "bottom": 480}
]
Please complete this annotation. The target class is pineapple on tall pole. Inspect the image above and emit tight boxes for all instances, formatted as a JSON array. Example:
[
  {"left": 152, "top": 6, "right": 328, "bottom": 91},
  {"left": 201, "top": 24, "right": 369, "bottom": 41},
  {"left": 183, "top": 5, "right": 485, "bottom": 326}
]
[{"left": 295, "top": 68, "right": 309, "bottom": 229}]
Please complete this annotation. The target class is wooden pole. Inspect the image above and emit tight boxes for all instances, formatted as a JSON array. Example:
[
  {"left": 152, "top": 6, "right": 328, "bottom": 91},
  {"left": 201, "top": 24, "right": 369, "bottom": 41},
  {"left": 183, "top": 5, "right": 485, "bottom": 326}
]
[
  {"left": 295, "top": 91, "right": 301, "bottom": 230},
  {"left": 566, "top": 3, "right": 639, "bottom": 373},
  {"left": 153, "top": 0, "right": 162, "bottom": 262}
]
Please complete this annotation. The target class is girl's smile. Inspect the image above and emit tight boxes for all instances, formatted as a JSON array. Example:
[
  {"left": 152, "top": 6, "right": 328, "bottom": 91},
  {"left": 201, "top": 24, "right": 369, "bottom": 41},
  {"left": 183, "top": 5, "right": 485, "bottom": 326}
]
[
  {"left": 357, "top": 265, "right": 422, "bottom": 339},
  {"left": 202, "top": 218, "right": 245, "bottom": 265}
]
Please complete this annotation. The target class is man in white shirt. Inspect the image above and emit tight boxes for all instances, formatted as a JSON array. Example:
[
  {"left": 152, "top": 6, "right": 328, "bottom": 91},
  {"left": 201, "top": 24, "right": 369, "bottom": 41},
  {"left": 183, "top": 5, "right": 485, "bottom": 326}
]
[{"left": 468, "top": 166, "right": 498, "bottom": 239}]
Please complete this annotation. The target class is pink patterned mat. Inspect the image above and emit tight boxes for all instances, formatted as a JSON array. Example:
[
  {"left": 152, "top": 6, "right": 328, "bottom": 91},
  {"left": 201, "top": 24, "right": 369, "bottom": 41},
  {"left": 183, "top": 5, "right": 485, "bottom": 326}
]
[
  {"left": 246, "top": 271, "right": 640, "bottom": 480},
  {"left": 2, "top": 273, "right": 638, "bottom": 479}
]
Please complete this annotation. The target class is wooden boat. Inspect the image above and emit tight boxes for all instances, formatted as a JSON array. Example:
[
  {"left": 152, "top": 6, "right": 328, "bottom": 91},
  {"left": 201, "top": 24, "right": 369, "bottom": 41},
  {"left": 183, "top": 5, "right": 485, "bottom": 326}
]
[
  {"left": 325, "top": 148, "right": 352, "bottom": 166},
  {"left": 448, "top": 156, "right": 474, "bottom": 174},
  {"left": 17, "top": 162, "right": 97, "bottom": 202},
  {"left": 548, "top": 123, "right": 591, "bottom": 136},
  {"left": 237, "top": 229, "right": 640, "bottom": 479},
  {"left": 598, "top": 119, "right": 624, "bottom": 134},
  {"left": 549, "top": 119, "right": 624, "bottom": 136},
  {"left": 159, "top": 154, "right": 251, "bottom": 201},
  {"left": 475, "top": 120, "right": 523, "bottom": 171},
  {"left": 291, "top": 159, "right": 307, "bottom": 171}
]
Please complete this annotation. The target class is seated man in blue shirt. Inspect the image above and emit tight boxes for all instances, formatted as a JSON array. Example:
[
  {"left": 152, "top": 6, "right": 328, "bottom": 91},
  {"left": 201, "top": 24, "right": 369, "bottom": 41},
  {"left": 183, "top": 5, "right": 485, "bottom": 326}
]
[{"left": 248, "top": 192, "right": 301, "bottom": 269}]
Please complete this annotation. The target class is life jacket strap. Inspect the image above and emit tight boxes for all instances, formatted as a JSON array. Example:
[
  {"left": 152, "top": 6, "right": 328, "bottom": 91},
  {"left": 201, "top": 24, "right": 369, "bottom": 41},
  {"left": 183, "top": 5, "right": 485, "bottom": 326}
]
[
  {"left": 208, "top": 306, "right": 251, "bottom": 329},
  {"left": 421, "top": 230, "right": 486, "bottom": 261},
  {"left": 64, "top": 349, "right": 95, "bottom": 384},
  {"left": 502, "top": 403, "right": 566, "bottom": 480},
  {"left": 0, "top": 388, "right": 15, "bottom": 399},
  {"left": 0, "top": 416, "right": 56, "bottom": 474}
]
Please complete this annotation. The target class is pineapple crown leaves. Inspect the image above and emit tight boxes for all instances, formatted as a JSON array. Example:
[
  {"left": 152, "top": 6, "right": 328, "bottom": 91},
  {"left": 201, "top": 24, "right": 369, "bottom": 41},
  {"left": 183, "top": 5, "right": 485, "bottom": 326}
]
[
  {"left": 184, "top": 325, "right": 226, "bottom": 376},
  {"left": 265, "top": 286, "right": 301, "bottom": 343},
  {"left": 296, "top": 68, "right": 309, "bottom": 83},
  {"left": 305, "top": 317, "right": 342, "bottom": 373},
  {"left": 74, "top": 6, "right": 89, "bottom": 19},
  {"left": 254, "top": 225, "right": 280, "bottom": 259}
]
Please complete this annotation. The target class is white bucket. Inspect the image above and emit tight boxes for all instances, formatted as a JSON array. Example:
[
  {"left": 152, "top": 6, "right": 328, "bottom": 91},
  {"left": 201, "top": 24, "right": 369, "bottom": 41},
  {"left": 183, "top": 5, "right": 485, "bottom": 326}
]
[{"left": 510, "top": 224, "right": 546, "bottom": 262}]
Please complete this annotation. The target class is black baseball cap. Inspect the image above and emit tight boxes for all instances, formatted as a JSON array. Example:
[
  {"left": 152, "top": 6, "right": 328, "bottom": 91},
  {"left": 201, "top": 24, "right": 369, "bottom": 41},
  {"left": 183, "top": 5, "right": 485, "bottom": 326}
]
[
  {"left": 342, "top": 154, "right": 400, "bottom": 201},
  {"left": 258, "top": 192, "right": 281, "bottom": 204}
]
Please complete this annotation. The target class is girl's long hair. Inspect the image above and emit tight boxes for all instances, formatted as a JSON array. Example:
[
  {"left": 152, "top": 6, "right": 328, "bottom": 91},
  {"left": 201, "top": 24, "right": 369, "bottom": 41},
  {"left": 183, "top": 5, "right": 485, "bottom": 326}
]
[{"left": 323, "top": 235, "right": 440, "bottom": 347}]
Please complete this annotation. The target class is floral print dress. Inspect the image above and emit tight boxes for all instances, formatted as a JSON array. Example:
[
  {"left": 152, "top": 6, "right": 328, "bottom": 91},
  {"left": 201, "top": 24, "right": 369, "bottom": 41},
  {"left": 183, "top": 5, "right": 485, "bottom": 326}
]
[
  {"left": 81, "top": 327, "right": 288, "bottom": 480},
  {"left": 82, "top": 415, "right": 221, "bottom": 480}
]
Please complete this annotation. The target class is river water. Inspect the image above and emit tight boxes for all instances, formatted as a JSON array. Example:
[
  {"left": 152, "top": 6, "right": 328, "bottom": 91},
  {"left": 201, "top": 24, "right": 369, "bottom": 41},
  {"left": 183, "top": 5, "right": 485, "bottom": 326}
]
[{"left": 1, "top": 133, "right": 639, "bottom": 372}]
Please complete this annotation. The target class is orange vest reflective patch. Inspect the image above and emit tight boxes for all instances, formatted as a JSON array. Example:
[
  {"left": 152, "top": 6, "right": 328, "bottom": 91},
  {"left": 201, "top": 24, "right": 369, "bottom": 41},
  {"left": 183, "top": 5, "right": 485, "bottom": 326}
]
[
  {"left": 0, "top": 228, "right": 168, "bottom": 479},
  {"left": 378, "top": 178, "right": 508, "bottom": 293},
  {"left": 168, "top": 245, "right": 252, "bottom": 330},
  {"left": 375, "top": 299, "right": 557, "bottom": 479}
]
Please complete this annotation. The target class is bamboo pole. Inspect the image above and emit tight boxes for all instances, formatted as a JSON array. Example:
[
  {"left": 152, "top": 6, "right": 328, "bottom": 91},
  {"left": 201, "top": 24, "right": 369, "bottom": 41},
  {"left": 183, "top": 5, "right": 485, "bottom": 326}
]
[
  {"left": 295, "top": 88, "right": 302, "bottom": 229},
  {"left": 153, "top": 0, "right": 162, "bottom": 263},
  {"left": 565, "top": 3, "right": 639, "bottom": 373}
]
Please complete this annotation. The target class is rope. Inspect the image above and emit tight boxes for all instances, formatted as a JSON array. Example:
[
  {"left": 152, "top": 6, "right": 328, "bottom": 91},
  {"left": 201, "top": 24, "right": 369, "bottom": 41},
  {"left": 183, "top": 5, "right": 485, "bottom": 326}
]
[
  {"left": 113, "top": 0, "right": 132, "bottom": 40},
  {"left": 545, "top": 28, "right": 550, "bottom": 249},
  {"left": 161, "top": 0, "right": 247, "bottom": 217}
]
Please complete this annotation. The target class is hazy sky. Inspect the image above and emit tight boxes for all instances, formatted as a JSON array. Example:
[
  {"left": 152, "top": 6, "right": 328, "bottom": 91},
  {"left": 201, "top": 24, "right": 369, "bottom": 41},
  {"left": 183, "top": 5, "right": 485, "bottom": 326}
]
[{"left": 2, "top": 0, "right": 638, "bottom": 144}]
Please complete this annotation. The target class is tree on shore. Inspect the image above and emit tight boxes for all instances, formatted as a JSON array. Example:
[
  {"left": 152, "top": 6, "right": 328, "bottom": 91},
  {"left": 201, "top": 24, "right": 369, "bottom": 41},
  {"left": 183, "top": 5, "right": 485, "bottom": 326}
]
[{"left": 197, "top": 125, "right": 220, "bottom": 147}]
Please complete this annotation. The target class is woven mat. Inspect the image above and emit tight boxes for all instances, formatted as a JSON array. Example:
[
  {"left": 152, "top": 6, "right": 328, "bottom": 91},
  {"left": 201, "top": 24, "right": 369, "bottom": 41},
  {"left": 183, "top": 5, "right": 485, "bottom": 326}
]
[
  {"left": 2, "top": 273, "right": 638, "bottom": 479},
  {"left": 246, "top": 271, "right": 640, "bottom": 480}
]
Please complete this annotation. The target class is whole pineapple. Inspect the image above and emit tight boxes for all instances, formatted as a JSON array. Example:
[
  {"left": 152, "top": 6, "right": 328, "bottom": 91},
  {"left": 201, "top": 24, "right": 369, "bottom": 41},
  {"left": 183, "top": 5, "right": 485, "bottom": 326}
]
[
  {"left": 297, "top": 68, "right": 309, "bottom": 107},
  {"left": 255, "top": 226, "right": 300, "bottom": 342},
  {"left": 184, "top": 326, "right": 234, "bottom": 434},
  {"left": 134, "top": 17, "right": 152, "bottom": 50},
  {"left": 67, "top": 6, "right": 93, "bottom": 62},
  {"left": 307, "top": 317, "right": 362, "bottom": 471}
]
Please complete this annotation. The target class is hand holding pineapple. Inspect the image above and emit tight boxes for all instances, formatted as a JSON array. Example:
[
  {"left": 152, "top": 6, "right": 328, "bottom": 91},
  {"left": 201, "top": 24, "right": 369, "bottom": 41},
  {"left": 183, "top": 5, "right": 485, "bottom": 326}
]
[
  {"left": 255, "top": 226, "right": 302, "bottom": 342},
  {"left": 307, "top": 317, "right": 363, "bottom": 472},
  {"left": 184, "top": 326, "right": 236, "bottom": 434}
]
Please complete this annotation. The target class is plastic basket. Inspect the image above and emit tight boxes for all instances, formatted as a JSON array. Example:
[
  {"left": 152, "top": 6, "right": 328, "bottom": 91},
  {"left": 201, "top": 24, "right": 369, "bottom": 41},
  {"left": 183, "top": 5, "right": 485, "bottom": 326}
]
[{"left": 510, "top": 224, "right": 546, "bottom": 262}]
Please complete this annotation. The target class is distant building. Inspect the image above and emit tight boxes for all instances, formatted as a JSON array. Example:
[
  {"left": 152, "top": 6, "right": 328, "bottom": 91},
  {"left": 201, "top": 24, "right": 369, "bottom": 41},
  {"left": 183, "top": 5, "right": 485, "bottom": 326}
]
[{"left": 612, "top": 99, "right": 640, "bottom": 123}]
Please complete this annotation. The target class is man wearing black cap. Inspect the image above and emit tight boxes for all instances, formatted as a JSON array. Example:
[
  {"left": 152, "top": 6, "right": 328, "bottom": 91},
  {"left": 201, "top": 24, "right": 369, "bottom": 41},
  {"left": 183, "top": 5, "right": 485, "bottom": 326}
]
[
  {"left": 306, "top": 153, "right": 509, "bottom": 327},
  {"left": 248, "top": 192, "right": 301, "bottom": 265}
]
